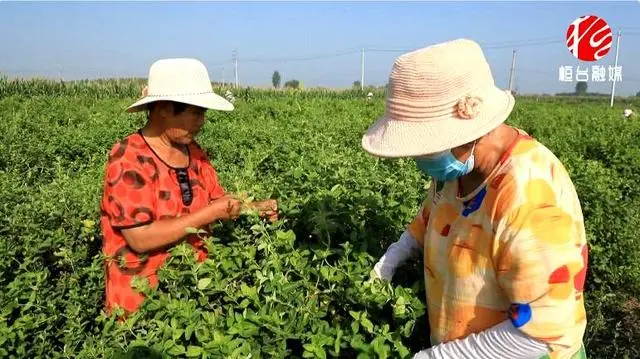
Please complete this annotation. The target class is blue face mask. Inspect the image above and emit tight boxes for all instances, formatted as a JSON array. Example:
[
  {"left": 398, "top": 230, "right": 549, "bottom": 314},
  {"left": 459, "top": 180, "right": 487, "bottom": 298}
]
[{"left": 415, "top": 142, "right": 476, "bottom": 182}]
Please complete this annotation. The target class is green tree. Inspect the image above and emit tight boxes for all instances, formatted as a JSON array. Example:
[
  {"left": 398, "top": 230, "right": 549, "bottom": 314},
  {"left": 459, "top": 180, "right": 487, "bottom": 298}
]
[
  {"left": 284, "top": 79, "right": 300, "bottom": 89},
  {"left": 353, "top": 80, "right": 361, "bottom": 89},
  {"left": 636, "top": 90, "right": 640, "bottom": 97},
  {"left": 575, "top": 81, "right": 588, "bottom": 95},
  {"left": 272, "top": 71, "right": 281, "bottom": 89}
]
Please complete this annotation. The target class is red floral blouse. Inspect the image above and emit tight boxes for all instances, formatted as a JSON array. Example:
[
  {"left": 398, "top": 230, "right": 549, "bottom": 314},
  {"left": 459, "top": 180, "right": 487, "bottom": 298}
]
[{"left": 99, "top": 131, "right": 225, "bottom": 315}]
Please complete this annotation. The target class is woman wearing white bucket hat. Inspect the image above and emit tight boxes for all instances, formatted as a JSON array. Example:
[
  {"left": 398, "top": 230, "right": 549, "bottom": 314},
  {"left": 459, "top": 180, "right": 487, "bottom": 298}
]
[
  {"left": 363, "top": 39, "right": 588, "bottom": 359},
  {"left": 99, "top": 58, "right": 278, "bottom": 316}
]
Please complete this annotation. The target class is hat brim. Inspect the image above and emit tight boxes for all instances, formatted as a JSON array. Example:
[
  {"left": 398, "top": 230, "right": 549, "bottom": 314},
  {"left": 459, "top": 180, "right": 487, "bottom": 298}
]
[
  {"left": 126, "top": 92, "right": 234, "bottom": 113},
  {"left": 361, "top": 87, "right": 514, "bottom": 158}
]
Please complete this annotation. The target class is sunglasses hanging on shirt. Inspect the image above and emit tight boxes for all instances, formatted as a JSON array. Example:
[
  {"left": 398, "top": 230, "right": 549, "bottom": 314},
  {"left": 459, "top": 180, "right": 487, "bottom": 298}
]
[{"left": 175, "top": 168, "right": 193, "bottom": 206}]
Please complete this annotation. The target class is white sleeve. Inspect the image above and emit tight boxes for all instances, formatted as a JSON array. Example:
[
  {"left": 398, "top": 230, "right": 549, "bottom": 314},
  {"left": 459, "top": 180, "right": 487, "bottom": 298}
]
[
  {"left": 412, "top": 319, "right": 549, "bottom": 359},
  {"left": 373, "top": 230, "right": 421, "bottom": 280}
]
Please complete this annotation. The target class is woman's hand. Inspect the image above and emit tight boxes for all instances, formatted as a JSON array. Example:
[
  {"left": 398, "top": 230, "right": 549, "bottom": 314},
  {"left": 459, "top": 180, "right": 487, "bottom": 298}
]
[
  {"left": 209, "top": 195, "right": 243, "bottom": 221},
  {"left": 249, "top": 199, "right": 279, "bottom": 223}
]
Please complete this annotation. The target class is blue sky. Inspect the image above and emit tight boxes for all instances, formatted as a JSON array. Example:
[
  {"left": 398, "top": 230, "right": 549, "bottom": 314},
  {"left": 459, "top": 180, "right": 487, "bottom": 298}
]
[{"left": 1, "top": 1, "right": 639, "bottom": 95}]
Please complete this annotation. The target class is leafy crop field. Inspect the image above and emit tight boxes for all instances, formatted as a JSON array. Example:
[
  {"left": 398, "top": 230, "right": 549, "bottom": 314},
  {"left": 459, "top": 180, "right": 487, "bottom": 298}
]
[{"left": 0, "top": 79, "right": 639, "bottom": 358}]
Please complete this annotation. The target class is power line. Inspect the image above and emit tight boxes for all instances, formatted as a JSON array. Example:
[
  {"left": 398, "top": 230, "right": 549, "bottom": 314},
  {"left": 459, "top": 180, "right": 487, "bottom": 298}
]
[
  {"left": 206, "top": 60, "right": 232, "bottom": 67},
  {"left": 484, "top": 39, "right": 565, "bottom": 50},
  {"left": 235, "top": 37, "right": 567, "bottom": 62},
  {"left": 518, "top": 68, "right": 559, "bottom": 78},
  {"left": 483, "top": 36, "right": 559, "bottom": 45},
  {"left": 367, "top": 37, "right": 565, "bottom": 53},
  {"left": 240, "top": 49, "right": 360, "bottom": 63}
]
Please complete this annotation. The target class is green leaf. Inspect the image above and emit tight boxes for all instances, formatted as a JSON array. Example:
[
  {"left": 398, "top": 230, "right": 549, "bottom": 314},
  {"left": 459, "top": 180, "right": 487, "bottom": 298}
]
[
  {"left": 212, "top": 330, "right": 226, "bottom": 343},
  {"left": 361, "top": 317, "right": 374, "bottom": 333},
  {"left": 163, "top": 340, "right": 174, "bottom": 352},
  {"left": 371, "top": 337, "right": 389, "bottom": 359},
  {"left": 320, "top": 267, "right": 330, "bottom": 280},
  {"left": 185, "top": 346, "right": 203, "bottom": 357},
  {"left": 146, "top": 301, "right": 162, "bottom": 312},
  {"left": 239, "top": 298, "right": 251, "bottom": 308},
  {"left": 303, "top": 343, "right": 326, "bottom": 359},
  {"left": 401, "top": 320, "right": 415, "bottom": 337},
  {"left": 195, "top": 326, "right": 210, "bottom": 343},
  {"left": 395, "top": 341, "right": 411, "bottom": 359},
  {"left": 197, "top": 277, "right": 212, "bottom": 290},
  {"left": 303, "top": 347, "right": 315, "bottom": 358},
  {"left": 240, "top": 282, "right": 257, "bottom": 299},
  {"left": 351, "top": 321, "right": 360, "bottom": 333},
  {"left": 173, "top": 329, "right": 184, "bottom": 341},
  {"left": 276, "top": 230, "right": 296, "bottom": 242},
  {"left": 316, "top": 346, "right": 327, "bottom": 359},
  {"left": 166, "top": 344, "right": 186, "bottom": 356},
  {"left": 129, "top": 339, "right": 148, "bottom": 348},
  {"left": 393, "top": 296, "right": 407, "bottom": 317},
  {"left": 185, "top": 324, "right": 195, "bottom": 341},
  {"left": 334, "top": 328, "right": 343, "bottom": 354}
]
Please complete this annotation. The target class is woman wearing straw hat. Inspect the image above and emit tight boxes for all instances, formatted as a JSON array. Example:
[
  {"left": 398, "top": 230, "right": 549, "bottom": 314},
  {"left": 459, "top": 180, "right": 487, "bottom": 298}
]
[
  {"left": 363, "top": 39, "right": 588, "bottom": 359},
  {"left": 99, "top": 58, "right": 278, "bottom": 316}
]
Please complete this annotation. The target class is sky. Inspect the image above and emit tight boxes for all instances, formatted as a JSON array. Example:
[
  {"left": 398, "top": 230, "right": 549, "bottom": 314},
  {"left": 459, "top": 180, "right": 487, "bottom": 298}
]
[{"left": 0, "top": 1, "right": 639, "bottom": 95}]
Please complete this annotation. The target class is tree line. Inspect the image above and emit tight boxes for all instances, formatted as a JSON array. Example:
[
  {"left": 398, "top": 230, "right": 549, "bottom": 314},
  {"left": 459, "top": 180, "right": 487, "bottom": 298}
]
[
  {"left": 271, "top": 71, "right": 301, "bottom": 89},
  {"left": 271, "top": 71, "right": 640, "bottom": 97}
]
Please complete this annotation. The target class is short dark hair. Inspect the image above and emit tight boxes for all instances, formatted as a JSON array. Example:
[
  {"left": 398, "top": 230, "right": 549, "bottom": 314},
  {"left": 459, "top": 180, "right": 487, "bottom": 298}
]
[{"left": 147, "top": 101, "right": 188, "bottom": 115}]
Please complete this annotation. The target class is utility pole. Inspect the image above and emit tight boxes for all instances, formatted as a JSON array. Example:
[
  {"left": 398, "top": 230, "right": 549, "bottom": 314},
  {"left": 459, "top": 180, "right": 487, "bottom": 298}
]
[
  {"left": 361, "top": 48, "right": 365, "bottom": 91},
  {"left": 610, "top": 31, "right": 621, "bottom": 108},
  {"left": 232, "top": 50, "right": 238, "bottom": 88},
  {"left": 508, "top": 50, "right": 516, "bottom": 92},
  {"left": 221, "top": 67, "right": 225, "bottom": 87}
]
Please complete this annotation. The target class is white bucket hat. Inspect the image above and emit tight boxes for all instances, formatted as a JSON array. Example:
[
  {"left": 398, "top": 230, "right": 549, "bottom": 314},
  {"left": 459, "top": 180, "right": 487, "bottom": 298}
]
[
  {"left": 362, "top": 38, "right": 515, "bottom": 158},
  {"left": 126, "top": 58, "right": 233, "bottom": 113}
]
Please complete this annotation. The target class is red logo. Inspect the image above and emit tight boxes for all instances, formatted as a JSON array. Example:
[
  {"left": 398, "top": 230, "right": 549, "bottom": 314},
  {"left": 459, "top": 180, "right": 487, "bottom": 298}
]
[{"left": 566, "top": 15, "right": 613, "bottom": 62}]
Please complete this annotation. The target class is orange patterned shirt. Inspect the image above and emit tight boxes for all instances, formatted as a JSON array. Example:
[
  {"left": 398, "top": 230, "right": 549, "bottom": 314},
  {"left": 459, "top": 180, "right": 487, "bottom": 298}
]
[
  {"left": 408, "top": 129, "right": 588, "bottom": 359},
  {"left": 100, "top": 132, "right": 226, "bottom": 315}
]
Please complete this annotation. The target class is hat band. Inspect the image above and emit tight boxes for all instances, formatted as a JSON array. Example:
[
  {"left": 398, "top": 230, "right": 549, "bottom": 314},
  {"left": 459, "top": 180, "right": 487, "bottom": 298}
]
[
  {"left": 385, "top": 85, "right": 493, "bottom": 122},
  {"left": 145, "top": 91, "right": 215, "bottom": 97},
  {"left": 386, "top": 97, "right": 458, "bottom": 121}
]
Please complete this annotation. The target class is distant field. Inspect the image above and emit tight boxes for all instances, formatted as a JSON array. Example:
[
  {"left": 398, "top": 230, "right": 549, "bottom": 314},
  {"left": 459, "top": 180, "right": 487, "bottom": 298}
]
[{"left": 0, "top": 79, "right": 638, "bottom": 358}]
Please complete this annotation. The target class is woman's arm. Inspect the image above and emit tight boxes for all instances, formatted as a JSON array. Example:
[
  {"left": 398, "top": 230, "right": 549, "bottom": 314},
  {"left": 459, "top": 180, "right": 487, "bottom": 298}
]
[
  {"left": 412, "top": 320, "right": 549, "bottom": 359},
  {"left": 121, "top": 195, "right": 241, "bottom": 254}
]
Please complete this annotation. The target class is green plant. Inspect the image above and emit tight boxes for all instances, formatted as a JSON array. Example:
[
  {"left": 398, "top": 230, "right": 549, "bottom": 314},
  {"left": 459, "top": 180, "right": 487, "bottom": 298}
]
[{"left": 0, "top": 79, "right": 638, "bottom": 358}]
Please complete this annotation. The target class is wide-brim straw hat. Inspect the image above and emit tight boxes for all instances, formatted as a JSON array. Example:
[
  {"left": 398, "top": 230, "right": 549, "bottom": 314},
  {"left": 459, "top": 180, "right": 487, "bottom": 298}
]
[
  {"left": 362, "top": 38, "right": 515, "bottom": 158},
  {"left": 126, "top": 58, "right": 233, "bottom": 113}
]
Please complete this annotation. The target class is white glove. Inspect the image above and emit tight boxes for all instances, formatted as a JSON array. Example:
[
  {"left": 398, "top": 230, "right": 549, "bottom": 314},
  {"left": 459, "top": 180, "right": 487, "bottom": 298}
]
[{"left": 372, "top": 230, "right": 421, "bottom": 281}]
